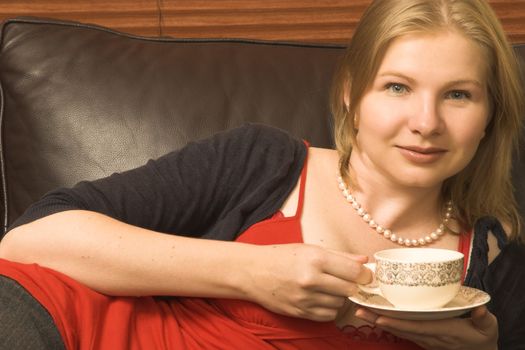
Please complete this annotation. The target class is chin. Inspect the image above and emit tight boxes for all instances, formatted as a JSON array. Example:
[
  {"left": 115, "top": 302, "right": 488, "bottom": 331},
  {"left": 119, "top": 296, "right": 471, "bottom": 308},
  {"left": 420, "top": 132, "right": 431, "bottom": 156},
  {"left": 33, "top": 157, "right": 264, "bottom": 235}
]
[{"left": 391, "top": 173, "right": 449, "bottom": 189}]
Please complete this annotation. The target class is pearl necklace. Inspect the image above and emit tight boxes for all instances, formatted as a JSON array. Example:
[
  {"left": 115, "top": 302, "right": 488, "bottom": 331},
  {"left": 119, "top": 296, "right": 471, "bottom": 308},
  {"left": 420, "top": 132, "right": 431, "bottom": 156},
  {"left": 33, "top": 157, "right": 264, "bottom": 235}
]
[{"left": 336, "top": 173, "right": 453, "bottom": 247}]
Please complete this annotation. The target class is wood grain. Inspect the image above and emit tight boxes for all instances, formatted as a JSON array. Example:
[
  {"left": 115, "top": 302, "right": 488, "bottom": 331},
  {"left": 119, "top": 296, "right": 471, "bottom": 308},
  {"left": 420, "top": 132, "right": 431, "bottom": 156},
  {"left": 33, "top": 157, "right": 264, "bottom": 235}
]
[{"left": 0, "top": 0, "right": 524, "bottom": 44}]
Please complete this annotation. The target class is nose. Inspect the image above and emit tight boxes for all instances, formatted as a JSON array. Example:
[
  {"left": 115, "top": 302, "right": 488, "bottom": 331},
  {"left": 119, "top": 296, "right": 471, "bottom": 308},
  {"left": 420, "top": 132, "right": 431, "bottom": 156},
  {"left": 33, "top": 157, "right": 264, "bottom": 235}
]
[{"left": 407, "top": 94, "right": 444, "bottom": 137}]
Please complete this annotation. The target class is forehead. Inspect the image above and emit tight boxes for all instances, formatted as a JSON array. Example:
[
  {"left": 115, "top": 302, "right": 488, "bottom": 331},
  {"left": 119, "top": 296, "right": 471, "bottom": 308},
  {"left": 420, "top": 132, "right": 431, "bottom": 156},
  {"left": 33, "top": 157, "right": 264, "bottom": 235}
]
[{"left": 376, "top": 31, "right": 488, "bottom": 83}]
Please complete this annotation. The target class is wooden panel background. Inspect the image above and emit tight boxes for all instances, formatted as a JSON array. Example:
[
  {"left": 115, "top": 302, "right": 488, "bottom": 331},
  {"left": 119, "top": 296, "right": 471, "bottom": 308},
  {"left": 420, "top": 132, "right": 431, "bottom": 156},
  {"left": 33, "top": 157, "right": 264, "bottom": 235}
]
[{"left": 0, "top": 0, "right": 524, "bottom": 44}]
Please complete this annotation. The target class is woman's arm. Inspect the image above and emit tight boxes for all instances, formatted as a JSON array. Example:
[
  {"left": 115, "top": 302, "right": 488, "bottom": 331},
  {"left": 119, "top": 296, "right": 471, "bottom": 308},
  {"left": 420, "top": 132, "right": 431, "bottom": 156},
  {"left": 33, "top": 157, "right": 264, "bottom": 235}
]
[
  {"left": 0, "top": 209, "right": 372, "bottom": 321},
  {"left": 1, "top": 210, "right": 255, "bottom": 298}
]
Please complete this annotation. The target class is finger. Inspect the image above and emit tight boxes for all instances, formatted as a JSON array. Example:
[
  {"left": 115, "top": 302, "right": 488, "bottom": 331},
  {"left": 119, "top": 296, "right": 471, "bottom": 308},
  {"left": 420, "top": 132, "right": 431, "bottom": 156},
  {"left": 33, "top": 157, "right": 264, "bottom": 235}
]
[
  {"left": 375, "top": 315, "right": 461, "bottom": 336},
  {"left": 310, "top": 272, "right": 361, "bottom": 296},
  {"left": 471, "top": 306, "right": 497, "bottom": 332},
  {"left": 354, "top": 308, "right": 460, "bottom": 348},
  {"left": 348, "top": 263, "right": 373, "bottom": 285},
  {"left": 354, "top": 307, "right": 380, "bottom": 324},
  {"left": 304, "top": 310, "right": 338, "bottom": 322},
  {"left": 353, "top": 309, "right": 447, "bottom": 348},
  {"left": 321, "top": 253, "right": 373, "bottom": 285},
  {"left": 303, "top": 292, "right": 347, "bottom": 309},
  {"left": 300, "top": 304, "right": 343, "bottom": 322}
]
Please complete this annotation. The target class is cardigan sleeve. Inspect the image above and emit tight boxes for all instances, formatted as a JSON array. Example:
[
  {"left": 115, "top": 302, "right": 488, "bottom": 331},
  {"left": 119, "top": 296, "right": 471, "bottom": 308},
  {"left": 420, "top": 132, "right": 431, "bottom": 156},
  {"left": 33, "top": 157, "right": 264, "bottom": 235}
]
[
  {"left": 8, "top": 123, "right": 307, "bottom": 241},
  {"left": 465, "top": 216, "right": 525, "bottom": 350},
  {"left": 484, "top": 240, "right": 525, "bottom": 349}
]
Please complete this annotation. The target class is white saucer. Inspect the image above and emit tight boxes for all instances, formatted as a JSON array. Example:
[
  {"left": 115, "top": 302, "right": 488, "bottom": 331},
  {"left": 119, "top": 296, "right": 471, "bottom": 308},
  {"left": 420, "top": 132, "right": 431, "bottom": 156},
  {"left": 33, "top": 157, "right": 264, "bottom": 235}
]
[{"left": 348, "top": 286, "right": 490, "bottom": 321}]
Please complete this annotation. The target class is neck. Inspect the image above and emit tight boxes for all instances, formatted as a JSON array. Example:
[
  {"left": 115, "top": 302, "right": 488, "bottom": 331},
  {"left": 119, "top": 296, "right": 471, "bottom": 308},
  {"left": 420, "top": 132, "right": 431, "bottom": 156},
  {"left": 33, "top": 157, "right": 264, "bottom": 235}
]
[{"left": 346, "top": 152, "right": 446, "bottom": 240}]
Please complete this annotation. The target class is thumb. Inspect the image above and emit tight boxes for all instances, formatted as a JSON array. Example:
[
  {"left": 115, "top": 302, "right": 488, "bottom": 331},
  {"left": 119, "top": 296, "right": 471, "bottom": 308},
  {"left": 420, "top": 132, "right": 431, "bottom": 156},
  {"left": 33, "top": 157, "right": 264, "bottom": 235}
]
[{"left": 471, "top": 306, "right": 496, "bottom": 332}]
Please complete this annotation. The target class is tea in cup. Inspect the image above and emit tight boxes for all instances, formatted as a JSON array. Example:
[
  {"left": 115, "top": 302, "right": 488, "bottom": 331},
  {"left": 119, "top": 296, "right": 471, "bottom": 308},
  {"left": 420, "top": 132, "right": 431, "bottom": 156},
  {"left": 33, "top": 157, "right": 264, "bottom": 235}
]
[{"left": 359, "top": 248, "right": 464, "bottom": 310}]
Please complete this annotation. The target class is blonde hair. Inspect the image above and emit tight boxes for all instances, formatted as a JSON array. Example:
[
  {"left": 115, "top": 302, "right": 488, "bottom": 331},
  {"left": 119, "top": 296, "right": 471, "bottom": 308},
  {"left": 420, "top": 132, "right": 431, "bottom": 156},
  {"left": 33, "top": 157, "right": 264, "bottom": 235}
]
[{"left": 331, "top": 0, "right": 524, "bottom": 240}]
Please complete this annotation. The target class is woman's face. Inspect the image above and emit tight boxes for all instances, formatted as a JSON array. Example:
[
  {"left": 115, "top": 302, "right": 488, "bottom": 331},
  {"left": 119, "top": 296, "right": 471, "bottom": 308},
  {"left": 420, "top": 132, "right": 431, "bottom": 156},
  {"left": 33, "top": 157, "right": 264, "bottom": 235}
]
[{"left": 352, "top": 31, "right": 490, "bottom": 189}]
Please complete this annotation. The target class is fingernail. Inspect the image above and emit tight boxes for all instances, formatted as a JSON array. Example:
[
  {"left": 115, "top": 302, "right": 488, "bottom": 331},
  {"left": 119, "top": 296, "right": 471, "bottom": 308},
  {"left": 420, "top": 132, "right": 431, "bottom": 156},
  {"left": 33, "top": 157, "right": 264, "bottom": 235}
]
[{"left": 354, "top": 308, "right": 377, "bottom": 324}]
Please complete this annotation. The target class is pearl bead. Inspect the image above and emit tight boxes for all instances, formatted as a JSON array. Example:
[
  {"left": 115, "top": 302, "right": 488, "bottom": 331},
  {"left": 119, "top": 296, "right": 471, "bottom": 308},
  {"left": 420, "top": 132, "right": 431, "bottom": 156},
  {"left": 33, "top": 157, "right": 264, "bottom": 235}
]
[{"left": 336, "top": 172, "right": 451, "bottom": 247}]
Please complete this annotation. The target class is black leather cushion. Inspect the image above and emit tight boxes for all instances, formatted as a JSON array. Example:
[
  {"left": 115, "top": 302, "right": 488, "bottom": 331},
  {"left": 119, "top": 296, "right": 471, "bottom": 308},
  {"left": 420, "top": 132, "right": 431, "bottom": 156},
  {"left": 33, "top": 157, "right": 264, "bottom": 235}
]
[
  {"left": 0, "top": 18, "right": 343, "bottom": 232},
  {"left": 0, "top": 17, "right": 524, "bottom": 235}
]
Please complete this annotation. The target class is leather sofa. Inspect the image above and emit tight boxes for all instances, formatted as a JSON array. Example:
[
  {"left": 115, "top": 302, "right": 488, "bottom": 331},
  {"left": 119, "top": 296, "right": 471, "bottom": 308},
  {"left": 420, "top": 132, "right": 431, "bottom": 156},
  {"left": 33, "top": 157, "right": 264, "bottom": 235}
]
[{"left": 0, "top": 17, "right": 524, "bottom": 237}]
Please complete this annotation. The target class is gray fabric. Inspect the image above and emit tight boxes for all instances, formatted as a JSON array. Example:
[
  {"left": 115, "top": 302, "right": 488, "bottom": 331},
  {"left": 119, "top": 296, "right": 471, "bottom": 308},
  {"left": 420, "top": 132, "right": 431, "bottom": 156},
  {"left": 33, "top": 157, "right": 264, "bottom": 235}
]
[{"left": 0, "top": 276, "right": 65, "bottom": 350}]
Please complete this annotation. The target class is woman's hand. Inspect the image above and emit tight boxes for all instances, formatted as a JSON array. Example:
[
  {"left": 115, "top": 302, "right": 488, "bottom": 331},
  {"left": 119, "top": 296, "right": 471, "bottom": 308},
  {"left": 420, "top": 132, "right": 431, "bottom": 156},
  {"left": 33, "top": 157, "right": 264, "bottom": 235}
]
[
  {"left": 243, "top": 243, "right": 372, "bottom": 322},
  {"left": 355, "top": 305, "right": 498, "bottom": 350}
]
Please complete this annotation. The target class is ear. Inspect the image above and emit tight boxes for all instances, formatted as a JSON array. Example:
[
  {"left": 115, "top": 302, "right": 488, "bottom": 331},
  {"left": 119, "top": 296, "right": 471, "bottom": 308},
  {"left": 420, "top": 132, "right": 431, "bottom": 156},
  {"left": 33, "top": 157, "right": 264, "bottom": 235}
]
[
  {"left": 342, "top": 79, "right": 359, "bottom": 130},
  {"left": 343, "top": 81, "right": 350, "bottom": 111}
]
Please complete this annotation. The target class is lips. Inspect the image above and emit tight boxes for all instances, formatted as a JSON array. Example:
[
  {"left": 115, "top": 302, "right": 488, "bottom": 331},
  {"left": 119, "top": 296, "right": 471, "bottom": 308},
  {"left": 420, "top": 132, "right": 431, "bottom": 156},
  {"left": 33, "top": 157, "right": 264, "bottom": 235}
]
[
  {"left": 396, "top": 145, "right": 447, "bottom": 164},
  {"left": 400, "top": 145, "right": 447, "bottom": 154}
]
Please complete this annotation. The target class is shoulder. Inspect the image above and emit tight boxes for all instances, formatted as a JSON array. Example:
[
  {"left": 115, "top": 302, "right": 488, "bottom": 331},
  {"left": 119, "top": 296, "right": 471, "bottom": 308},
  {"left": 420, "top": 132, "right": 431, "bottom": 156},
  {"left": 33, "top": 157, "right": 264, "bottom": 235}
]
[
  {"left": 309, "top": 146, "right": 338, "bottom": 157},
  {"left": 307, "top": 147, "right": 339, "bottom": 176},
  {"left": 197, "top": 123, "right": 307, "bottom": 160},
  {"left": 487, "top": 230, "right": 501, "bottom": 264},
  {"left": 487, "top": 219, "right": 512, "bottom": 264},
  {"left": 155, "top": 123, "right": 307, "bottom": 171},
  {"left": 224, "top": 122, "right": 307, "bottom": 164},
  {"left": 465, "top": 216, "right": 513, "bottom": 289},
  {"left": 472, "top": 217, "right": 509, "bottom": 265},
  {"left": 279, "top": 146, "right": 338, "bottom": 217}
]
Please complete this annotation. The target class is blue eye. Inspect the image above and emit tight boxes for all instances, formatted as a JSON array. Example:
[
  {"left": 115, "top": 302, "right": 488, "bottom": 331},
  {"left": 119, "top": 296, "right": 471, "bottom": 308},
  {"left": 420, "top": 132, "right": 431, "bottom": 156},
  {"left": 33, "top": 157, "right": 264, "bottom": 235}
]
[
  {"left": 447, "top": 91, "right": 471, "bottom": 100},
  {"left": 386, "top": 83, "right": 408, "bottom": 95}
]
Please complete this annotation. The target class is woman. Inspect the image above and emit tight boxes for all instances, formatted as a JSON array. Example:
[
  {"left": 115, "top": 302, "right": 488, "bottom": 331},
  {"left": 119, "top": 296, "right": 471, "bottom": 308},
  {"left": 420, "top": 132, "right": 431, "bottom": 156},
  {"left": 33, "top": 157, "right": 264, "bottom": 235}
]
[{"left": 0, "top": 0, "right": 523, "bottom": 349}]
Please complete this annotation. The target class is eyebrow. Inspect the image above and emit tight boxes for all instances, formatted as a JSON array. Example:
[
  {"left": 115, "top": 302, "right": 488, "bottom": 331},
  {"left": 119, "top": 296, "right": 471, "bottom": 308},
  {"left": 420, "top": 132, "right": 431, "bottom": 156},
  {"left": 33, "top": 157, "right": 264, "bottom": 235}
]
[
  {"left": 377, "top": 72, "right": 416, "bottom": 84},
  {"left": 445, "top": 79, "right": 484, "bottom": 88},
  {"left": 377, "top": 71, "right": 484, "bottom": 88}
]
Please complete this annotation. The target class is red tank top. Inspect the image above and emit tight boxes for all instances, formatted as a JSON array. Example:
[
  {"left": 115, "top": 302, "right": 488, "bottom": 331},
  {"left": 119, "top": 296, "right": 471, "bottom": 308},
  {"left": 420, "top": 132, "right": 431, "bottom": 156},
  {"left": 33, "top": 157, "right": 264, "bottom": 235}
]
[
  {"left": 0, "top": 151, "right": 474, "bottom": 349},
  {"left": 213, "top": 149, "right": 474, "bottom": 349}
]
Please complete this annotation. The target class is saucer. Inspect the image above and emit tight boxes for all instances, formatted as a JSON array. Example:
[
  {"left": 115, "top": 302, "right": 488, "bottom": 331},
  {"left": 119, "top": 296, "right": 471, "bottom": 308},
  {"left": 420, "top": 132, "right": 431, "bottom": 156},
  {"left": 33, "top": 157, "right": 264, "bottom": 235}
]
[{"left": 348, "top": 286, "right": 490, "bottom": 321}]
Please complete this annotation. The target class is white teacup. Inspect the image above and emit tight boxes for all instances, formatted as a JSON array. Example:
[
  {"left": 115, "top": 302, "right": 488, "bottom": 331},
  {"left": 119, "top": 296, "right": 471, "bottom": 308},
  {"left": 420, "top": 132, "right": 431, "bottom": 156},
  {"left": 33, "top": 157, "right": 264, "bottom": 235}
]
[{"left": 359, "top": 248, "right": 464, "bottom": 310}]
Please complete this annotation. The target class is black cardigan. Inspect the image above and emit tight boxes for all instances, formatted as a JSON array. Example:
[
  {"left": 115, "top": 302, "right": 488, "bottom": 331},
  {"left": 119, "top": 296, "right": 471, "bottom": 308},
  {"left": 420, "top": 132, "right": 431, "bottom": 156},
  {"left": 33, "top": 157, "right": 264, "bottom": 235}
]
[{"left": 10, "top": 123, "right": 525, "bottom": 349}]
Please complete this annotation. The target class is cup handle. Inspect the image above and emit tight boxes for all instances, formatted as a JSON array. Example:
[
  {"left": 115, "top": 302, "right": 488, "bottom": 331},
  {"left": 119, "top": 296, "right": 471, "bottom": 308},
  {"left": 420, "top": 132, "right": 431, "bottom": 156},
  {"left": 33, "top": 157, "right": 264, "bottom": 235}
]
[{"left": 357, "top": 262, "right": 382, "bottom": 296}]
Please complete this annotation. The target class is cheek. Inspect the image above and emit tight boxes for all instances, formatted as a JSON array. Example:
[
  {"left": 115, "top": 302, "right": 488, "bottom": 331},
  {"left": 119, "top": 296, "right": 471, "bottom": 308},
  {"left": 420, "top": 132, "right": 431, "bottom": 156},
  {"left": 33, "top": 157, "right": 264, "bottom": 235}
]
[
  {"left": 450, "top": 121, "right": 487, "bottom": 161},
  {"left": 356, "top": 95, "right": 402, "bottom": 138},
  {"left": 357, "top": 92, "right": 392, "bottom": 131}
]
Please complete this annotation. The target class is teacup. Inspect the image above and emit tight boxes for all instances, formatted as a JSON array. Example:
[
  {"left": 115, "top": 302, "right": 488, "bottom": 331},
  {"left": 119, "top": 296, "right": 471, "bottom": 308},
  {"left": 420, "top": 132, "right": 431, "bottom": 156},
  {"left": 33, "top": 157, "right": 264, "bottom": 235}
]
[{"left": 358, "top": 248, "right": 464, "bottom": 310}]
